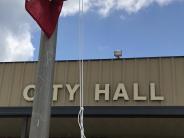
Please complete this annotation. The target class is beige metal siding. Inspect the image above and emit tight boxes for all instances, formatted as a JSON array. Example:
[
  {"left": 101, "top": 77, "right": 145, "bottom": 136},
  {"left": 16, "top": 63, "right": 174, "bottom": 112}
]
[
  {"left": 0, "top": 57, "right": 184, "bottom": 107},
  {"left": 9, "top": 63, "right": 26, "bottom": 106},
  {"left": 0, "top": 63, "right": 15, "bottom": 106}
]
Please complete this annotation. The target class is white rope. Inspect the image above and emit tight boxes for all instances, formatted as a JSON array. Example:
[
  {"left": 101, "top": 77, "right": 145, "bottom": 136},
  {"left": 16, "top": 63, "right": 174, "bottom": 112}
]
[{"left": 78, "top": 0, "right": 86, "bottom": 138}]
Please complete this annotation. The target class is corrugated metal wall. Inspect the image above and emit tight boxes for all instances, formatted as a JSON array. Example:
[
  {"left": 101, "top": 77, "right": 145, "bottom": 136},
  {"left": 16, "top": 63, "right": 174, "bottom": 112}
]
[{"left": 0, "top": 57, "right": 184, "bottom": 107}]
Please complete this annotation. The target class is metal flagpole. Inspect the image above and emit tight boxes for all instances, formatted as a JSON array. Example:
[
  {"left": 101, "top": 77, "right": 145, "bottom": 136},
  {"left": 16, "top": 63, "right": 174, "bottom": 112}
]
[{"left": 29, "top": 24, "right": 58, "bottom": 138}]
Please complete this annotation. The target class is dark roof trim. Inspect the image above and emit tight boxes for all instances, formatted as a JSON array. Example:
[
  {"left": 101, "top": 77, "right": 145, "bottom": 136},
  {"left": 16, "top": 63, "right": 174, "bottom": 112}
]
[
  {"left": 0, "top": 106, "right": 184, "bottom": 118},
  {"left": 0, "top": 56, "right": 184, "bottom": 64}
]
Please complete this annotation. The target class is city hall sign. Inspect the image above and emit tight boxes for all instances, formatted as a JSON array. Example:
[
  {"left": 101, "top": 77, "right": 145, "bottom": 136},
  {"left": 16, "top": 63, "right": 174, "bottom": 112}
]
[{"left": 23, "top": 83, "right": 164, "bottom": 102}]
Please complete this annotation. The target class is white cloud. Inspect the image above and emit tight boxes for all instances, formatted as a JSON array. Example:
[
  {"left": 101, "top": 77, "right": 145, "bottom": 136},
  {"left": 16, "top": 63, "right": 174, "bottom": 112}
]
[
  {"left": 0, "top": 26, "right": 34, "bottom": 62},
  {"left": 0, "top": 0, "right": 34, "bottom": 62},
  {"left": 62, "top": 0, "right": 91, "bottom": 16},
  {"left": 62, "top": 0, "right": 80, "bottom": 16},
  {"left": 63, "top": 0, "right": 184, "bottom": 16}
]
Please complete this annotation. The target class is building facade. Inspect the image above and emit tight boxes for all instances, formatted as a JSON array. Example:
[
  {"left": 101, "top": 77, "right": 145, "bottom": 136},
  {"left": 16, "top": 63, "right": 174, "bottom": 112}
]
[{"left": 0, "top": 57, "right": 184, "bottom": 138}]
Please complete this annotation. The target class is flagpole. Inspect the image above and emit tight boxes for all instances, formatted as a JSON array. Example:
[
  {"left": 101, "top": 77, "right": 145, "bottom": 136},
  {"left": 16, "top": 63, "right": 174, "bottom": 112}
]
[{"left": 29, "top": 24, "right": 58, "bottom": 138}]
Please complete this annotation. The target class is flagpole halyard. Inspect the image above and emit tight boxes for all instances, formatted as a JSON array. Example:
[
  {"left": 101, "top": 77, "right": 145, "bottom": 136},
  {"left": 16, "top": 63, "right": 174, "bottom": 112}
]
[{"left": 78, "top": 0, "right": 86, "bottom": 137}]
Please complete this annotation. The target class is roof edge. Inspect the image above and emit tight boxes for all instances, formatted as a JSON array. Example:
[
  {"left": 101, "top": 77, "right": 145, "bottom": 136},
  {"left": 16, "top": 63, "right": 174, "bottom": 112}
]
[{"left": 0, "top": 55, "right": 184, "bottom": 64}]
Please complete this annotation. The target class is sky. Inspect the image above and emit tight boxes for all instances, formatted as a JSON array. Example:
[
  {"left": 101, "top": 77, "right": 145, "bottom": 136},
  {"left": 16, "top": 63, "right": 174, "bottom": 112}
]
[{"left": 0, "top": 0, "right": 184, "bottom": 62}]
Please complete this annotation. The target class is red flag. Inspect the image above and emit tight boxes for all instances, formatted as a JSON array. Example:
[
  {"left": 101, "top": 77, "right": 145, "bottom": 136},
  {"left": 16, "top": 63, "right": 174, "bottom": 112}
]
[{"left": 25, "top": 0, "right": 64, "bottom": 38}]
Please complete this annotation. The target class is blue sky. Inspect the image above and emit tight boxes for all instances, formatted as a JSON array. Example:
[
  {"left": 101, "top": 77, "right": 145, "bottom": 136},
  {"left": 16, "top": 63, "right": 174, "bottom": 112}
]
[
  {"left": 32, "top": 3, "right": 184, "bottom": 60},
  {"left": 31, "top": 1, "right": 184, "bottom": 61},
  {"left": 1, "top": 0, "right": 183, "bottom": 62}
]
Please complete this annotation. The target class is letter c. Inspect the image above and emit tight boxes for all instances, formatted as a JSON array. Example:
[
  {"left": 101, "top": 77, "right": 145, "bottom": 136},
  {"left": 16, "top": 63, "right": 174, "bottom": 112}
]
[{"left": 23, "top": 85, "right": 35, "bottom": 102}]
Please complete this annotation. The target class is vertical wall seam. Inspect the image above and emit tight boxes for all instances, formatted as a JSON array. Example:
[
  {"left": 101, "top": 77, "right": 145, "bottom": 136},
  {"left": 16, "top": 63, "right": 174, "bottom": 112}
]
[
  {"left": 0, "top": 63, "right": 5, "bottom": 106},
  {"left": 19, "top": 63, "right": 27, "bottom": 106},
  {"left": 8, "top": 63, "right": 16, "bottom": 106}
]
